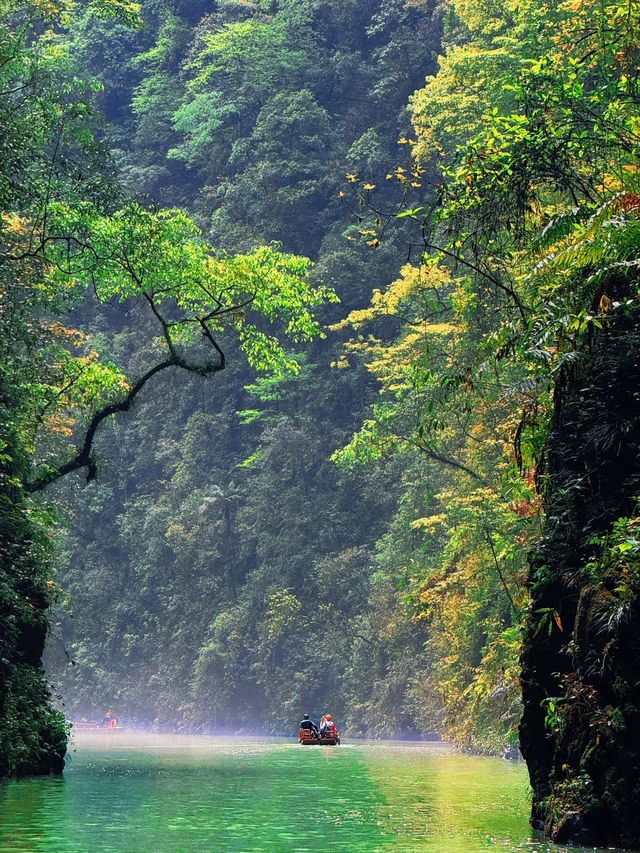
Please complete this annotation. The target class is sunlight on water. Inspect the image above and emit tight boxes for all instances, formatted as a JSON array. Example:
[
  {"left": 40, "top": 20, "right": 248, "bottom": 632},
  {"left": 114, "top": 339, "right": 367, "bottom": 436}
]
[{"left": 0, "top": 733, "right": 632, "bottom": 852}]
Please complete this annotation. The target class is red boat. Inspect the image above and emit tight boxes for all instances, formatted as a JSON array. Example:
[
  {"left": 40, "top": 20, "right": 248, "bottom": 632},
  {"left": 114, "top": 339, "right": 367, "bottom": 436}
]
[
  {"left": 73, "top": 717, "right": 120, "bottom": 730},
  {"left": 298, "top": 727, "right": 341, "bottom": 746}
]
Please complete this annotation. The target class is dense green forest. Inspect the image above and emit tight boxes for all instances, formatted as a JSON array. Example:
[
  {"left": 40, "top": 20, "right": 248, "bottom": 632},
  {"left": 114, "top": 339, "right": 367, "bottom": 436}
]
[
  {"left": 2, "top": 0, "right": 639, "bottom": 846},
  {"left": 45, "top": 0, "right": 445, "bottom": 739}
]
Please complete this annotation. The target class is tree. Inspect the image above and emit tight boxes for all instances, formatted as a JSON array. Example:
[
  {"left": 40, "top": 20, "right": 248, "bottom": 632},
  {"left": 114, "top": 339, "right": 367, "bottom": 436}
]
[
  {"left": 0, "top": 0, "right": 334, "bottom": 776},
  {"left": 336, "top": 0, "right": 640, "bottom": 841},
  {"left": 47, "top": 0, "right": 445, "bottom": 742}
]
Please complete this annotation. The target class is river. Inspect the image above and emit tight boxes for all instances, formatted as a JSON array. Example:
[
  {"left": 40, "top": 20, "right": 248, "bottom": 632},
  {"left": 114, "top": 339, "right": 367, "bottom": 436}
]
[{"left": 0, "top": 732, "right": 630, "bottom": 852}]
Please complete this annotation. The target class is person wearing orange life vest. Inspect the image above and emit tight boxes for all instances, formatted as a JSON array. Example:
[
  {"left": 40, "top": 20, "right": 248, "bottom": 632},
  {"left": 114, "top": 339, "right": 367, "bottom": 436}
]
[
  {"left": 102, "top": 710, "right": 118, "bottom": 729},
  {"left": 320, "top": 713, "right": 336, "bottom": 736}
]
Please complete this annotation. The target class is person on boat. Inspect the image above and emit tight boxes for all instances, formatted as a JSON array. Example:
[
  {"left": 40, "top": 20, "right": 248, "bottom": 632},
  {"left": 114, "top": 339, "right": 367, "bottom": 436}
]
[
  {"left": 102, "top": 710, "right": 118, "bottom": 729},
  {"left": 299, "top": 714, "right": 320, "bottom": 738},
  {"left": 320, "top": 714, "right": 336, "bottom": 736}
]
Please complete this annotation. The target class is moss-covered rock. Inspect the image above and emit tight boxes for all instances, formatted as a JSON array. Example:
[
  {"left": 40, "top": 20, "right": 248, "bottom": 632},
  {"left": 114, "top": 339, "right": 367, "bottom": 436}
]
[
  {"left": 0, "top": 369, "right": 68, "bottom": 778},
  {"left": 520, "top": 303, "right": 640, "bottom": 848}
]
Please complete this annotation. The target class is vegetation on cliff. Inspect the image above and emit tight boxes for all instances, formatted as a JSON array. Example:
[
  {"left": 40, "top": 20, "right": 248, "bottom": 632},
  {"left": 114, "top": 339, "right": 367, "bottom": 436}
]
[{"left": 338, "top": 0, "right": 639, "bottom": 843}]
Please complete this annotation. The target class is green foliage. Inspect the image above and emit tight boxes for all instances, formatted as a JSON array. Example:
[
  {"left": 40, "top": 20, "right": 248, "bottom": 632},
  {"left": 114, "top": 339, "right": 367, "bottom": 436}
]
[
  {"left": 541, "top": 697, "right": 565, "bottom": 734},
  {"left": 331, "top": 0, "right": 640, "bottom": 757},
  {"left": 169, "top": 91, "right": 235, "bottom": 165},
  {"left": 266, "top": 589, "right": 302, "bottom": 639},
  {"left": 0, "top": 0, "right": 338, "bottom": 776},
  {"left": 42, "top": 0, "right": 443, "bottom": 741},
  {"left": 0, "top": 267, "right": 70, "bottom": 776},
  {"left": 11, "top": 0, "right": 638, "bottom": 776},
  {"left": 583, "top": 514, "right": 640, "bottom": 619}
]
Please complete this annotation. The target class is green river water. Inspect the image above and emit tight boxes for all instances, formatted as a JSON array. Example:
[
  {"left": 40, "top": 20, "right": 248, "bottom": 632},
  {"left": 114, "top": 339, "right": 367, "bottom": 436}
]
[{"left": 0, "top": 733, "right": 628, "bottom": 853}]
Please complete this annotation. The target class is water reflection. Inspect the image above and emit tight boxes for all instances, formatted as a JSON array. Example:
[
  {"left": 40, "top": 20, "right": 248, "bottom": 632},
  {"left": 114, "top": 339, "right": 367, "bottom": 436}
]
[{"left": 0, "top": 733, "right": 632, "bottom": 852}]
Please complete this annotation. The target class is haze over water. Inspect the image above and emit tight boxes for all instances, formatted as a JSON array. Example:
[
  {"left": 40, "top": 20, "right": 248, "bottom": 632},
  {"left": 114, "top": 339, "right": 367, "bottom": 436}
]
[{"left": 0, "top": 733, "right": 629, "bottom": 852}]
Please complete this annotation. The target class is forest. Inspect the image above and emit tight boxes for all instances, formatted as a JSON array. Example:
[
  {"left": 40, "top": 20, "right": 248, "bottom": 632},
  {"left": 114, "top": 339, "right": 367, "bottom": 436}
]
[{"left": 1, "top": 0, "right": 639, "bottom": 847}]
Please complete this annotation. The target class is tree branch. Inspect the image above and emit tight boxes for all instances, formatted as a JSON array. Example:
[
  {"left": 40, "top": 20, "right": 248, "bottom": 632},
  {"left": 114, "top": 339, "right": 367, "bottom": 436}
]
[
  {"left": 399, "top": 430, "right": 488, "bottom": 483},
  {"left": 481, "top": 520, "right": 517, "bottom": 614},
  {"left": 26, "top": 357, "right": 175, "bottom": 492},
  {"left": 26, "top": 334, "right": 227, "bottom": 493},
  {"left": 421, "top": 232, "right": 528, "bottom": 321}
]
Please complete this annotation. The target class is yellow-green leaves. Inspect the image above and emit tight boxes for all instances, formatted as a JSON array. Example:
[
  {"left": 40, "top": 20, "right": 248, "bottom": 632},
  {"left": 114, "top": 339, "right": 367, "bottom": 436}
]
[
  {"left": 40, "top": 202, "right": 335, "bottom": 380},
  {"left": 266, "top": 588, "right": 302, "bottom": 640},
  {"left": 8, "top": 190, "right": 334, "bottom": 489},
  {"left": 86, "top": 0, "right": 142, "bottom": 27}
]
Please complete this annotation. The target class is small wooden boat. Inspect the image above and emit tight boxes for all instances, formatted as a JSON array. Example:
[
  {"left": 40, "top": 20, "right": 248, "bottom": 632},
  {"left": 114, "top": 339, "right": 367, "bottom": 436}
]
[
  {"left": 298, "top": 727, "right": 340, "bottom": 746},
  {"left": 73, "top": 719, "right": 122, "bottom": 731}
]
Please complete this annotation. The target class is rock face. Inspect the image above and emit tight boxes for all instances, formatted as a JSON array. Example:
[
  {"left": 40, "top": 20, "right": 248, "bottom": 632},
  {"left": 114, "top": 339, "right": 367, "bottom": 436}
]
[
  {"left": 520, "top": 302, "right": 640, "bottom": 849},
  {"left": 0, "top": 374, "right": 67, "bottom": 779},
  {"left": 0, "top": 487, "right": 67, "bottom": 777}
]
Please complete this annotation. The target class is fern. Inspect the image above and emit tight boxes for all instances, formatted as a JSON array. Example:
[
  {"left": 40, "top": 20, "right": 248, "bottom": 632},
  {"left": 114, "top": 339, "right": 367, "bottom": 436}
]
[{"left": 531, "top": 193, "right": 640, "bottom": 290}]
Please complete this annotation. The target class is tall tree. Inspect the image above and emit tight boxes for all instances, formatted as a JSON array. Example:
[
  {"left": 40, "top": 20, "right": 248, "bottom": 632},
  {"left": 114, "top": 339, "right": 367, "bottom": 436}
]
[{"left": 0, "top": 0, "right": 333, "bottom": 775}]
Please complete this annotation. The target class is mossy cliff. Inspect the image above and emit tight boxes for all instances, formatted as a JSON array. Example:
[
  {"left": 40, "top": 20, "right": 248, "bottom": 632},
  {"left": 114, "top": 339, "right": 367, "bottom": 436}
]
[
  {"left": 520, "top": 300, "right": 640, "bottom": 848},
  {"left": 0, "top": 374, "right": 67, "bottom": 779}
]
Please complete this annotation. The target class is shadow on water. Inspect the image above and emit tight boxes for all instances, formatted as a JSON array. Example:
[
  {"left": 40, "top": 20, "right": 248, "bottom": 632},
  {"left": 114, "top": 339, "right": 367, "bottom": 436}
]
[{"left": 0, "top": 733, "right": 635, "bottom": 852}]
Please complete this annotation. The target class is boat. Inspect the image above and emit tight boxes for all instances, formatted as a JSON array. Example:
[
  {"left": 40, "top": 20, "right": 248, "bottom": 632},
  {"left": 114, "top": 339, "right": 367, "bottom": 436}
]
[
  {"left": 298, "top": 727, "right": 340, "bottom": 746},
  {"left": 73, "top": 718, "right": 122, "bottom": 731}
]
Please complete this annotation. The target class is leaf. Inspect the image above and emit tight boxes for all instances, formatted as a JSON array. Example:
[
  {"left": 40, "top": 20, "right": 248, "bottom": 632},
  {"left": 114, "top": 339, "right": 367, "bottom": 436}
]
[{"left": 396, "top": 206, "right": 425, "bottom": 219}]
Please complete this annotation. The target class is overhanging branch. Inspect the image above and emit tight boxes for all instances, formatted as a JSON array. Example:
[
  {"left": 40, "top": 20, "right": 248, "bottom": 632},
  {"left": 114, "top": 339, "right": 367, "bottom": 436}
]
[
  {"left": 414, "top": 440, "right": 488, "bottom": 484},
  {"left": 26, "top": 298, "right": 227, "bottom": 493}
]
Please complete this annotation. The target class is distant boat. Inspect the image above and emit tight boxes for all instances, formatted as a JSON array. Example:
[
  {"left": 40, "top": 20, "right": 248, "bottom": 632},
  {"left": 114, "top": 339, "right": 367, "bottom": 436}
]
[{"left": 73, "top": 719, "right": 123, "bottom": 731}]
